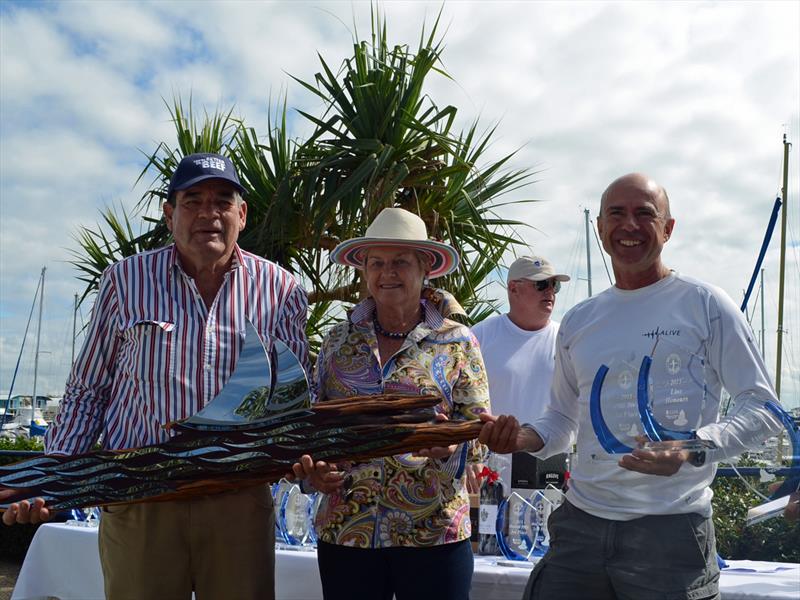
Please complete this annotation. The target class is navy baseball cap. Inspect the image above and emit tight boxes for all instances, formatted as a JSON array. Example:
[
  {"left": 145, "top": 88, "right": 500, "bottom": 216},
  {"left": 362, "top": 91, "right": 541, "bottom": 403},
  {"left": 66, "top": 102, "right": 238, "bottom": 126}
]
[{"left": 167, "top": 153, "right": 246, "bottom": 201}]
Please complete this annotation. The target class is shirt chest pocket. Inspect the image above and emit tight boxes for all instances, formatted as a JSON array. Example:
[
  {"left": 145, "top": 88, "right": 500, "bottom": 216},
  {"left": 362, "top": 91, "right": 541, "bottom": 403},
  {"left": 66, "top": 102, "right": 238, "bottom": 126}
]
[{"left": 119, "top": 319, "right": 177, "bottom": 384}]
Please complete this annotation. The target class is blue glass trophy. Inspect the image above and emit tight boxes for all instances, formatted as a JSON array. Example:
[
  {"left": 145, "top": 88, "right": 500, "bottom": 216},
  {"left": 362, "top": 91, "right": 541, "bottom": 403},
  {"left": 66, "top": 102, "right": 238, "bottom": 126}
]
[
  {"left": 279, "top": 483, "right": 317, "bottom": 547},
  {"left": 272, "top": 480, "right": 294, "bottom": 545},
  {"left": 66, "top": 506, "right": 101, "bottom": 527},
  {"left": 496, "top": 492, "right": 538, "bottom": 562},
  {"left": 590, "top": 336, "right": 718, "bottom": 458},
  {"left": 307, "top": 491, "right": 323, "bottom": 545},
  {"left": 496, "top": 487, "right": 564, "bottom": 562},
  {"left": 589, "top": 356, "right": 641, "bottom": 459},
  {"left": 273, "top": 478, "right": 319, "bottom": 548},
  {"left": 590, "top": 334, "right": 799, "bottom": 529},
  {"left": 742, "top": 398, "right": 800, "bottom": 526}
]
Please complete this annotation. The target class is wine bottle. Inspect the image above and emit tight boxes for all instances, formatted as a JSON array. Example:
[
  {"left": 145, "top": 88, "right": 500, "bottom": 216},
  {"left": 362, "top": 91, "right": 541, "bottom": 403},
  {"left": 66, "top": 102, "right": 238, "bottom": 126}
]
[{"left": 477, "top": 458, "right": 504, "bottom": 555}]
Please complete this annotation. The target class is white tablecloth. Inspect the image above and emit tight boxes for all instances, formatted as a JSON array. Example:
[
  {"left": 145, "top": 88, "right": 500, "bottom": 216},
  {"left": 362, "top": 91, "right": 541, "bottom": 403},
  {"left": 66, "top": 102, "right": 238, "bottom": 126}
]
[{"left": 12, "top": 523, "right": 800, "bottom": 600}]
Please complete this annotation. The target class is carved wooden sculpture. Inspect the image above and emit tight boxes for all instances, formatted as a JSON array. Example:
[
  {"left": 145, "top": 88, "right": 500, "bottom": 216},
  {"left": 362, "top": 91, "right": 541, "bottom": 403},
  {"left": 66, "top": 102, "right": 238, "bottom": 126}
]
[{"left": 0, "top": 323, "right": 482, "bottom": 511}]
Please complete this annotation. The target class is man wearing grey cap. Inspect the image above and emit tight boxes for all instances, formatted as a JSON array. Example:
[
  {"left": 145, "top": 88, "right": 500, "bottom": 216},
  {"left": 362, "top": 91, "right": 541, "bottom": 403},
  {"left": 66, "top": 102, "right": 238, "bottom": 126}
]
[
  {"left": 472, "top": 256, "right": 570, "bottom": 425},
  {"left": 3, "top": 153, "right": 310, "bottom": 600}
]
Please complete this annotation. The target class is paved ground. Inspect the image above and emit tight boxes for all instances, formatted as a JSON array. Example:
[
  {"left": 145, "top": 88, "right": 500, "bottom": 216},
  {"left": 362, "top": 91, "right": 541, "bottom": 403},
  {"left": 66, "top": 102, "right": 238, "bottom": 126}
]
[{"left": 0, "top": 557, "right": 21, "bottom": 600}]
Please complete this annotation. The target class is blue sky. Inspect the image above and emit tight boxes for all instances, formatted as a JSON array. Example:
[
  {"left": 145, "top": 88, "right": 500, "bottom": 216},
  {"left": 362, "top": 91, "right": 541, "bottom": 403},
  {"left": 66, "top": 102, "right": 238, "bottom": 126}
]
[{"left": 1, "top": 1, "right": 798, "bottom": 407}]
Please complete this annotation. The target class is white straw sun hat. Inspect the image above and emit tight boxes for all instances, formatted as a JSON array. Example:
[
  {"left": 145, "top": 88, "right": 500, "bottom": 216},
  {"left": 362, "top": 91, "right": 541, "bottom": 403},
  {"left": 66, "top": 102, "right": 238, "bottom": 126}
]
[{"left": 329, "top": 208, "right": 460, "bottom": 278}]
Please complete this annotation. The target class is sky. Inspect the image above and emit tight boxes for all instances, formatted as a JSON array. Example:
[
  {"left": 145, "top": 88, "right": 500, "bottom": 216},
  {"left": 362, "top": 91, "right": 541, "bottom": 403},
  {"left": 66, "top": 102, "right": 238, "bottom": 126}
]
[{"left": 1, "top": 0, "right": 799, "bottom": 408}]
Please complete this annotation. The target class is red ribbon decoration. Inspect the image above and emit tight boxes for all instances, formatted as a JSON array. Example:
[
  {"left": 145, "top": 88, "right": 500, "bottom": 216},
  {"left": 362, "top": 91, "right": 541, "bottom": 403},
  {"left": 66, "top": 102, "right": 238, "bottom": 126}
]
[{"left": 478, "top": 466, "right": 499, "bottom": 483}]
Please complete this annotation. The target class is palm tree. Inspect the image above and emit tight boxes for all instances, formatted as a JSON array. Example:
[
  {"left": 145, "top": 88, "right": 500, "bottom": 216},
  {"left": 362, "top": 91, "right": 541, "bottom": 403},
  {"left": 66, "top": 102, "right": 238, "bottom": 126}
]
[
  {"left": 70, "top": 99, "right": 239, "bottom": 302},
  {"left": 71, "top": 8, "right": 537, "bottom": 348}
]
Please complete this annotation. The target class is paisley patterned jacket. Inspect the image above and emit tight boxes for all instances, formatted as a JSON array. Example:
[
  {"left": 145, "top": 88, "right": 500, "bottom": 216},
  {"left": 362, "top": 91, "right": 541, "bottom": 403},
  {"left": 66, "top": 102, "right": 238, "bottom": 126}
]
[{"left": 312, "top": 297, "right": 490, "bottom": 548}]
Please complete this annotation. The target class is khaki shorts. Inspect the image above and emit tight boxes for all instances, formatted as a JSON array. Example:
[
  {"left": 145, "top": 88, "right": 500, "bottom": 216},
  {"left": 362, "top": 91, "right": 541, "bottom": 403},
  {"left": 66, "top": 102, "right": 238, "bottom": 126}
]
[
  {"left": 524, "top": 501, "right": 720, "bottom": 600},
  {"left": 99, "top": 485, "right": 275, "bottom": 600}
]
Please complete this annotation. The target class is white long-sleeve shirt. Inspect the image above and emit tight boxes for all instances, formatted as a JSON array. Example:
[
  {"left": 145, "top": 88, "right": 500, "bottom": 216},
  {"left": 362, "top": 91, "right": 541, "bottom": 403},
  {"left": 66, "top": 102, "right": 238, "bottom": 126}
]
[{"left": 531, "top": 272, "right": 782, "bottom": 520}]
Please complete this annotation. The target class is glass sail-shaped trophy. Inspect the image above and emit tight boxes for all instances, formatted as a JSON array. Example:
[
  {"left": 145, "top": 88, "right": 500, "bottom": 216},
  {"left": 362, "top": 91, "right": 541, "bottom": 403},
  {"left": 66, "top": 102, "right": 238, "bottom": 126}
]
[
  {"left": 589, "top": 356, "right": 643, "bottom": 459},
  {"left": 273, "top": 479, "right": 319, "bottom": 548},
  {"left": 496, "top": 486, "right": 565, "bottom": 562},
  {"left": 589, "top": 333, "right": 798, "bottom": 528},
  {"left": 590, "top": 336, "right": 718, "bottom": 458},
  {"left": 637, "top": 336, "right": 716, "bottom": 453}
]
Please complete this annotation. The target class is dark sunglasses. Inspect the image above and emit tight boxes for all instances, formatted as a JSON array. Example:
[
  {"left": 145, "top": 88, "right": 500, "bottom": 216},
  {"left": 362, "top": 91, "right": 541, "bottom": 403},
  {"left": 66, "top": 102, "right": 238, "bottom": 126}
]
[{"left": 533, "top": 279, "right": 561, "bottom": 293}]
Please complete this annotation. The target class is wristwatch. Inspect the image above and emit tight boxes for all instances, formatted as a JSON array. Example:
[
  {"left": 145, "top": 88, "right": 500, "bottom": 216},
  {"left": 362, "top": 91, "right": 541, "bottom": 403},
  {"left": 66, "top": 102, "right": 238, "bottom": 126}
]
[
  {"left": 687, "top": 432, "right": 707, "bottom": 467},
  {"left": 687, "top": 450, "right": 706, "bottom": 467}
]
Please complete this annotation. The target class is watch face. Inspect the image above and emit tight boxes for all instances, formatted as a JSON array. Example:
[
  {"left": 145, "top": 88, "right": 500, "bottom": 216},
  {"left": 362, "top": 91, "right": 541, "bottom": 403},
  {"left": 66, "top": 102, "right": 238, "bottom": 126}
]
[{"left": 690, "top": 451, "right": 706, "bottom": 467}]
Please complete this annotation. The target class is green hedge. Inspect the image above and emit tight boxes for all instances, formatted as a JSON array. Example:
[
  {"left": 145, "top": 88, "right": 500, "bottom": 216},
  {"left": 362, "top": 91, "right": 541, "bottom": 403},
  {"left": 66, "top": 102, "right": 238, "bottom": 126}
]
[
  {"left": 711, "top": 470, "right": 799, "bottom": 562},
  {"left": 0, "top": 438, "right": 45, "bottom": 559},
  {"left": 0, "top": 436, "right": 44, "bottom": 464}
]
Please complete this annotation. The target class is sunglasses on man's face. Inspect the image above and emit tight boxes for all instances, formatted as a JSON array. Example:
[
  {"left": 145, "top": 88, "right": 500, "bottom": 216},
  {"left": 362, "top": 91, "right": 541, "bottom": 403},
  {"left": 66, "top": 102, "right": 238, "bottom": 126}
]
[{"left": 532, "top": 279, "right": 561, "bottom": 293}]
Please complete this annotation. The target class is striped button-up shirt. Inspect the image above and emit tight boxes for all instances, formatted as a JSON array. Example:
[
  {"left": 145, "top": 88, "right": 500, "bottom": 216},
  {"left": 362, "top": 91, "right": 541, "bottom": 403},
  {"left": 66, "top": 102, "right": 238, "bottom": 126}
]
[{"left": 46, "top": 244, "right": 309, "bottom": 454}]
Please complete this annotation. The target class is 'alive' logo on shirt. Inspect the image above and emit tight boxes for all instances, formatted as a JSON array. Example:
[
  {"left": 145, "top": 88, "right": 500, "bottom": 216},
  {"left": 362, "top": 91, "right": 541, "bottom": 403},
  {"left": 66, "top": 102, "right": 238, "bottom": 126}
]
[{"left": 641, "top": 326, "right": 681, "bottom": 340}]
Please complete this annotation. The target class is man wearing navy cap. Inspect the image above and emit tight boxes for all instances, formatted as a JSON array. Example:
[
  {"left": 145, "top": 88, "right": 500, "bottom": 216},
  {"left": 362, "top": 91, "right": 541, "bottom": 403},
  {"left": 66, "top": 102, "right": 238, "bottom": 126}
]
[{"left": 3, "top": 153, "right": 310, "bottom": 600}]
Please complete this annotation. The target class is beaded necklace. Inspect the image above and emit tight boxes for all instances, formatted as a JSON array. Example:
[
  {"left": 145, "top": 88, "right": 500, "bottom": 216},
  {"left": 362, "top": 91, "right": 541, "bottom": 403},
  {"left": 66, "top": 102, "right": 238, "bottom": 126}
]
[{"left": 373, "top": 313, "right": 423, "bottom": 339}]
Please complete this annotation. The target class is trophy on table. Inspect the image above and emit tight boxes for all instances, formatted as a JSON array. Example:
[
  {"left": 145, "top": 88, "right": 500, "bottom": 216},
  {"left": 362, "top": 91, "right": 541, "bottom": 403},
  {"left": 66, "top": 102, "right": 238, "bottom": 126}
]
[
  {"left": 496, "top": 486, "right": 564, "bottom": 563},
  {"left": 66, "top": 506, "right": 101, "bottom": 527},
  {"left": 274, "top": 479, "right": 318, "bottom": 548}
]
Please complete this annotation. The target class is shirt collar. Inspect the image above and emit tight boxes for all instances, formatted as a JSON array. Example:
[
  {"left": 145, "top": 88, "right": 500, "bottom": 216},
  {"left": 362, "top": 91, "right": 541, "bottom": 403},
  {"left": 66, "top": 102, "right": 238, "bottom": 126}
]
[
  {"left": 169, "top": 243, "right": 246, "bottom": 276},
  {"left": 350, "top": 298, "right": 445, "bottom": 332}
]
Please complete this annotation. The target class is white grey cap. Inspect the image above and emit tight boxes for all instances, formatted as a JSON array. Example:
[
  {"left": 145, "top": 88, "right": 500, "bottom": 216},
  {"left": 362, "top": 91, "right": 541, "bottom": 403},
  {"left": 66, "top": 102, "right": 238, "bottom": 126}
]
[{"left": 506, "top": 256, "right": 571, "bottom": 284}]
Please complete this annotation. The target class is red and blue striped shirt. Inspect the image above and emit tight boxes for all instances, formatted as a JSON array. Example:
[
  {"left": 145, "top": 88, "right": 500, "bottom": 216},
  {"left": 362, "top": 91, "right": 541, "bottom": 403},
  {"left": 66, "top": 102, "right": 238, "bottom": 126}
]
[{"left": 45, "top": 244, "right": 309, "bottom": 454}]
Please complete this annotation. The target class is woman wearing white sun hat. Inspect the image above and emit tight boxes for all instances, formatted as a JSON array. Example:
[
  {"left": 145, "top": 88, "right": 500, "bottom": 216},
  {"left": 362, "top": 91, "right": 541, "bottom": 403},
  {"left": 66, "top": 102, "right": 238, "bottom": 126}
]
[{"left": 292, "top": 207, "right": 490, "bottom": 600}]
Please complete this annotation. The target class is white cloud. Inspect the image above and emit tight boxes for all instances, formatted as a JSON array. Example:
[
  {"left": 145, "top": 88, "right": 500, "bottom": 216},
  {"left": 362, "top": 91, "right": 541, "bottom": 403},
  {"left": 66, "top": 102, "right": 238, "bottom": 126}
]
[{"left": 1, "top": 0, "right": 798, "bottom": 406}]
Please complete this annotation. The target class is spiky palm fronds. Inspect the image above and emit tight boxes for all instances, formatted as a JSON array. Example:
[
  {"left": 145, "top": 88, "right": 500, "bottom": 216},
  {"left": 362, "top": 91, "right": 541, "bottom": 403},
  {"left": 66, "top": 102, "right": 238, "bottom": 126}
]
[{"left": 70, "top": 7, "right": 537, "bottom": 344}]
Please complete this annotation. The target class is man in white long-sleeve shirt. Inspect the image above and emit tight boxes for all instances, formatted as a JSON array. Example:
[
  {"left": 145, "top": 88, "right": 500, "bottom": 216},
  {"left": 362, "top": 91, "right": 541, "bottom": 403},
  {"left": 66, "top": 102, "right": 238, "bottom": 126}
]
[{"left": 479, "top": 173, "right": 783, "bottom": 600}]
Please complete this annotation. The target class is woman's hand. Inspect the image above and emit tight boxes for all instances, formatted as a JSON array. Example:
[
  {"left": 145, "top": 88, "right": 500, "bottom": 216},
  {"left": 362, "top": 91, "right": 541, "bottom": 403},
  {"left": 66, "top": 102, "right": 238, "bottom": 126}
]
[
  {"left": 1, "top": 489, "right": 51, "bottom": 526},
  {"left": 466, "top": 463, "right": 483, "bottom": 494},
  {"left": 290, "top": 455, "right": 349, "bottom": 494}
]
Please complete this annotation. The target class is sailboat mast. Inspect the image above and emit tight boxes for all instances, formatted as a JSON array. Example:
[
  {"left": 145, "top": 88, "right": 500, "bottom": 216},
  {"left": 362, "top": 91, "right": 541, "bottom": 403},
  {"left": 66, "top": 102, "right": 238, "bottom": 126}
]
[
  {"left": 760, "top": 268, "right": 766, "bottom": 358},
  {"left": 30, "top": 266, "right": 45, "bottom": 426},
  {"left": 584, "top": 208, "right": 593, "bottom": 297},
  {"left": 775, "top": 135, "right": 790, "bottom": 398}
]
